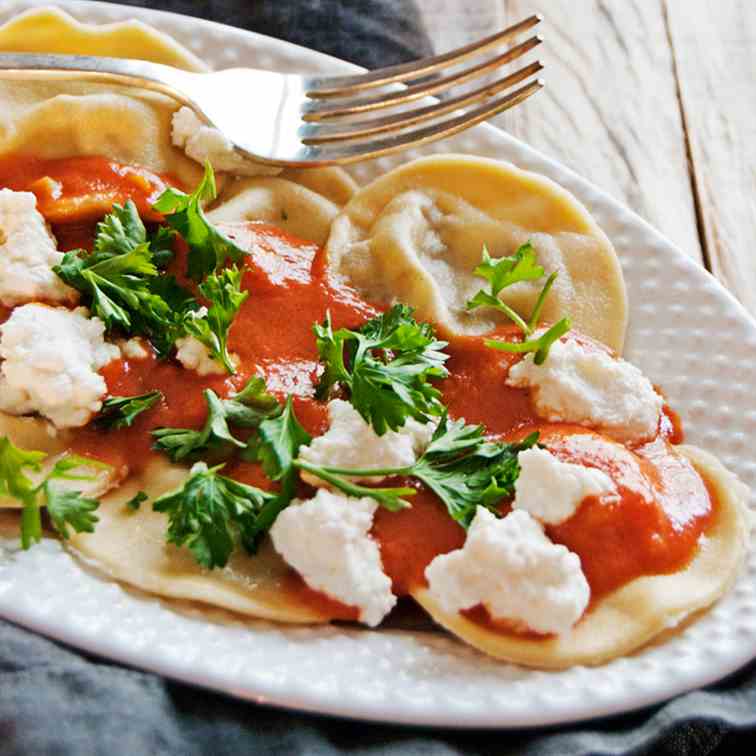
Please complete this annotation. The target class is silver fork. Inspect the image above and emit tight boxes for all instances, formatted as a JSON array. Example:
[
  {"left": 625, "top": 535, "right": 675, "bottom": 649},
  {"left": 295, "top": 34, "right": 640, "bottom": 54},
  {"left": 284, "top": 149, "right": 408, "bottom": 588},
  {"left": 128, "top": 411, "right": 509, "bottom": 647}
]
[{"left": 0, "top": 15, "right": 543, "bottom": 167}]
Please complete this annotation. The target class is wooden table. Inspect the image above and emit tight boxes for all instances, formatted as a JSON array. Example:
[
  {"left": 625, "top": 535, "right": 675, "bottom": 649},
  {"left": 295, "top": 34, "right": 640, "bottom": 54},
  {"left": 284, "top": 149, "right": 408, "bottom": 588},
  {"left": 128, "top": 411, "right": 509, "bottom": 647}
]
[{"left": 418, "top": 1, "right": 756, "bottom": 316}]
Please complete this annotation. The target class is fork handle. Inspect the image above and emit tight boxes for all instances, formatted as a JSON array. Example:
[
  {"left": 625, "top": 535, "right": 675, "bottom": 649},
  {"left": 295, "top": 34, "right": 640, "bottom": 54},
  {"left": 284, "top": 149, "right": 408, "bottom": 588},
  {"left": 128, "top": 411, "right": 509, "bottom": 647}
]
[{"left": 0, "top": 52, "right": 194, "bottom": 104}]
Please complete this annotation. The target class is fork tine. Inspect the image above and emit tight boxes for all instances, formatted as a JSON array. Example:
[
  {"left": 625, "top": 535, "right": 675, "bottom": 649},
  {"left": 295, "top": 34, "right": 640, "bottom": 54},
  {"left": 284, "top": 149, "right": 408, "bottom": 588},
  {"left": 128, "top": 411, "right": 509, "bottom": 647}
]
[
  {"left": 304, "top": 79, "right": 544, "bottom": 164},
  {"left": 303, "top": 35, "right": 542, "bottom": 122},
  {"left": 307, "top": 14, "right": 542, "bottom": 98},
  {"left": 300, "top": 61, "right": 543, "bottom": 144}
]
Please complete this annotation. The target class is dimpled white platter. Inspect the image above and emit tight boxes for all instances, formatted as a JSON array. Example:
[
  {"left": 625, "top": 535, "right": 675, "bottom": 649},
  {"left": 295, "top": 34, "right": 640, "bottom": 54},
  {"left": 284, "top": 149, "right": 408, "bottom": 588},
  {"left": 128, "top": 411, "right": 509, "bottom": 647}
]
[{"left": 0, "top": 0, "right": 755, "bottom": 729}]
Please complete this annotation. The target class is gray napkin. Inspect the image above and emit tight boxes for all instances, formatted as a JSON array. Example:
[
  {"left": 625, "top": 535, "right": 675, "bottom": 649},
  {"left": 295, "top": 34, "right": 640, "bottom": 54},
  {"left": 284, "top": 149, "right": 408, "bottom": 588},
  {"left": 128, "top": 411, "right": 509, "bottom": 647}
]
[{"left": 1, "top": 2, "right": 754, "bottom": 754}]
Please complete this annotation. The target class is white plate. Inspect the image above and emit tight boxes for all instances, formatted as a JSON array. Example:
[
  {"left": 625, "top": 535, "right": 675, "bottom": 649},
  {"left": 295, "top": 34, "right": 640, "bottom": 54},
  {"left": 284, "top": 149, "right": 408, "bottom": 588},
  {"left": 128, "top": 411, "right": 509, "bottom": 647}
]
[{"left": 1, "top": 0, "right": 755, "bottom": 729}]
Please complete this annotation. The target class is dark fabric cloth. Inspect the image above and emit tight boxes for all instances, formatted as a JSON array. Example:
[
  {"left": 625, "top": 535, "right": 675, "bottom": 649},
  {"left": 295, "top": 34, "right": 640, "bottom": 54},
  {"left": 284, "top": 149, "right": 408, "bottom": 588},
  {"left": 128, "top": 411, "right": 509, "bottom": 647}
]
[{"left": 2, "top": 1, "right": 755, "bottom": 754}]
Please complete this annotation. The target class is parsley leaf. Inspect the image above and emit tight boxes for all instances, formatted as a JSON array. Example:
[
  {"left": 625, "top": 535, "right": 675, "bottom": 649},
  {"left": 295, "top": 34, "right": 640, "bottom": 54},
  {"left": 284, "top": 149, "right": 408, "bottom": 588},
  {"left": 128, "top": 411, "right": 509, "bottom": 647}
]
[
  {"left": 295, "top": 415, "right": 538, "bottom": 528},
  {"left": 152, "top": 389, "right": 246, "bottom": 462},
  {"left": 125, "top": 491, "right": 148, "bottom": 511},
  {"left": 239, "top": 396, "right": 312, "bottom": 552},
  {"left": 152, "top": 462, "right": 277, "bottom": 569},
  {"left": 152, "top": 161, "right": 245, "bottom": 280},
  {"left": 254, "top": 396, "right": 311, "bottom": 482},
  {"left": 92, "top": 200, "right": 147, "bottom": 257},
  {"left": 0, "top": 438, "right": 107, "bottom": 548},
  {"left": 183, "top": 265, "right": 248, "bottom": 374},
  {"left": 94, "top": 390, "right": 163, "bottom": 430},
  {"left": 314, "top": 304, "right": 450, "bottom": 435},
  {"left": 152, "top": 378, "right": 280, "bottom": 462},
  {"left": 54, "top": 233, "right": 192, "bottom": 358},
  {"left": 44, "top": 487, "right": 99, "bottom": 540},
  {"left": 466, "top": 242, "right": 571, "bottom": 364}
]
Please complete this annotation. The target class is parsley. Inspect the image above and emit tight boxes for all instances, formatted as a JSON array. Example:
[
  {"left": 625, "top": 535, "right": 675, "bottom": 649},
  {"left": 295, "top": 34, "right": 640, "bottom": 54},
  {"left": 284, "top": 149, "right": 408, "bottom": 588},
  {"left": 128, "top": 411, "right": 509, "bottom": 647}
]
[
  {"left": 314, "top": 305, "right": 450, "bottom": 436},
  {"left": 152, "top": 377, "right": 280, "bottom": 462},
  {"left": 53, "top": 201, "right": 193, "bottom": 357},
  {"left": 153, "top": 395, "right": 312, "bottom": 565},
  {"left": 125, "top": 491, "right": 148, "bottom": 511},
  {"left": 94, "top": 390, "right": 163, "bottom": 430},
  {"left": 152, "top": 462, "right": 277, "bottom": 569},
  {"left": 0, "top": 437, "right": 106, "bottom": 548},
  {"left": 466, "top": 242, "right": 571, "bottom": 364},
  {"left": 153, "top": 390, "right": 247, "bottom": 462},
  {"left": 253, "top": 396, "right": 311, "bottom": 482},
  {"left": 152, "top": 161, "right": 245, "bottom": 281},
  {"left": 183, "top": 265, "right": 248, "bottom": 374},
  {"left": 295, "top": 415, "right": 538, "bottom": 528}
]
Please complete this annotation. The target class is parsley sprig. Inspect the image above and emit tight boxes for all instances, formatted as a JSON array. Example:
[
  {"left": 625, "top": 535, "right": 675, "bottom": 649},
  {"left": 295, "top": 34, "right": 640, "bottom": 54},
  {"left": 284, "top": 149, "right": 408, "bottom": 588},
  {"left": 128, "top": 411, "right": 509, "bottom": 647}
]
[
  {"left": 183, "top": 265, "right": 248, "bottom": 374},
  {"left": 314, "top": 304, "right": 450, "bottom": 436},
  {"left": 466, "top": 242, "right": 571, "bottom": 364},
  {"left": 152, "top": 161, "right": 245, "bottom": 281},
  {"left": 53, "top": 165, "right": 249, "bottom": 373},
  {"left": 153, "top": 462, "right": 278, "bottom": 569},
  {"left": 94, "top": 390, "right": 164, "bottom": 430},
  {"left": 53, "top": 201, "right": 192, "bottom": 357},
  {"left": 295, "top": 415, "right": 538, "bottom": 528},
  {"left": 151, "top": 394, "right": 311, "bottom": 567},
  {"left": 0, "top": 437, "right": 107, "bottom": 549},
  {"left": 152, "top": 377, "right": 279, "bottom": 462}
]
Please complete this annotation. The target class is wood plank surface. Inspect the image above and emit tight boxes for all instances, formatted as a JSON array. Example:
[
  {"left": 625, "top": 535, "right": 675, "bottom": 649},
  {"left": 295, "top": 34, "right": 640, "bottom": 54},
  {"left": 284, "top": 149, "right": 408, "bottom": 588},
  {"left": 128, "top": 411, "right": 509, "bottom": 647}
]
[
  {"left": 664, "top": 0, "right": 756, "bottom": 314},
  {"left": 416, "top": 0, "right": 704, "bottom": 263}
]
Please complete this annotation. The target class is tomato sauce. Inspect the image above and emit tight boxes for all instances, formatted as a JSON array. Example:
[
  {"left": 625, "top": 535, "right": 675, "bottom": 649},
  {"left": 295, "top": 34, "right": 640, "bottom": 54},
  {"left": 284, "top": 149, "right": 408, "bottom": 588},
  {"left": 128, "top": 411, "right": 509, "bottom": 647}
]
[{"left": 1, "top": 155, "right": 717, "bottom": 630}]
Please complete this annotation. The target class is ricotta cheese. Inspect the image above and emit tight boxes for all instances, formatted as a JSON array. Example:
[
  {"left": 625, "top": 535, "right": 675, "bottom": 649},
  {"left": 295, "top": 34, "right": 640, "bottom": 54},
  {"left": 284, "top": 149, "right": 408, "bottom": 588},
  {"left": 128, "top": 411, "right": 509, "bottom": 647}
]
[
  {"left": 269, "top": 489, "right": 396, "bottom": 626},
  {"left": 512, "top": 447, "right": 617, "bottom": 525},
  {"left": 507, "top": 337, "right": 663, "bottom": 443},
  {"left": 298, "top": 399, "right": 436, "bottom": 486},
  {"left": 0, "top": 305, "right": 120, "bottom": 428},
  {"left": 425, "top": 508, "right": 590, "bottom": 635},
  {"left": 175, "top": 335, "right": 235, "bottom": 376},
  {"left": 0, "top": 189, "right": 78, "bottom": 307},
  {"left": 118, "top": 337, "right": 151, "bottom": 360},
  {"left": 172, "top": 107, "right": 281, "bottom": 177}
]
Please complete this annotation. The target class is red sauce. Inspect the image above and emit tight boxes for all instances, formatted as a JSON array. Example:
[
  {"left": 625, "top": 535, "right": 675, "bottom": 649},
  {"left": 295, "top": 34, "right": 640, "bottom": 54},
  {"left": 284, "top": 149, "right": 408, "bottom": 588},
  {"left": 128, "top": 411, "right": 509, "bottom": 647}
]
[{"left": 0, "top": 155, "right": 718, "bottom": 628}]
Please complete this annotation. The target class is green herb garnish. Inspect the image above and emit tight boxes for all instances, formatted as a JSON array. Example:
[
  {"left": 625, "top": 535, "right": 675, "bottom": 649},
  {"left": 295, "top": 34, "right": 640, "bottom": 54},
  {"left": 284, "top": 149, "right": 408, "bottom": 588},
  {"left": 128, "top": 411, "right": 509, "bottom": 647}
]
[
  {"left": 152, "top": 377, "right": 280, "bottom": 462},
  {"left": 53, "top": 201, "right": 195, "bottom": 357},
  {"left": 466, "top": 242, "right": 571, "bottom": 364},
  {"left": 94, "top": 390, "right": 163, "bottom": 430},
  {"left": 314, "top": 304, "right": 449, "bottom": 436},
  {"left": 0, "top": 437, "right": 106, "bottom": 548},
  {"left": 183, "top": 265, "right": 248, "bottom": 374},
  {"left": 295, "top": 415, "right": 538, "bottom": 528},
  {"left": 152, "top": 161, "right": 245, "bottom": 281},
  {"left": 152, "top": 462, "right": 277, "bottom": 569}
]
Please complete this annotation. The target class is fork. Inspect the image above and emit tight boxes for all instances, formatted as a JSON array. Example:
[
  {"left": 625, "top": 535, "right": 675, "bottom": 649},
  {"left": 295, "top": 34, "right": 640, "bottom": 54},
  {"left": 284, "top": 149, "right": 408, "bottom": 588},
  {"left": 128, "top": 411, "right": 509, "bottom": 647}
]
[{"left": 0, "top": 15, "right": 543, "bottom": 168}]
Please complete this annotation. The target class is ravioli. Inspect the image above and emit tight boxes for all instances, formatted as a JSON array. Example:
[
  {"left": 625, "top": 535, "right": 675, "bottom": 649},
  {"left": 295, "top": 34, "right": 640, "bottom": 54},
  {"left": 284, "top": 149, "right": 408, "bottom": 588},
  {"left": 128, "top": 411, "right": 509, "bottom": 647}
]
[
  {"left": 68, "top": 458, "right": 335, "bottom": 624},
  {"left": 411, "top": 445, "right": 751, "bottom": 668},
  {"left": 326, "top": 154, "right": 628, "bottom": 352}
]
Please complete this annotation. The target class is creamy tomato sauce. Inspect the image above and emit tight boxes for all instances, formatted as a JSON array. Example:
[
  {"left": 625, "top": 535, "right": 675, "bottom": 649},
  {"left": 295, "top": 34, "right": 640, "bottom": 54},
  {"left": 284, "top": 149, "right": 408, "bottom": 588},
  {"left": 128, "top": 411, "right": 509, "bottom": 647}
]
[{"left": 3, "top": 155, "right": 718, "bottom": 630}]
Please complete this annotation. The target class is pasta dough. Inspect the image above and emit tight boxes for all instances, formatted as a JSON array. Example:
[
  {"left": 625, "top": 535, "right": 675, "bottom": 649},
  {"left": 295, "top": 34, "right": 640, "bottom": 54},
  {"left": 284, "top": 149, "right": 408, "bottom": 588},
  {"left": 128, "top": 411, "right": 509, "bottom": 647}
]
[
  {"left": 411, "top": 445, "right": 751, "bottom": 668},
  {"left": 326, "top": 154, "right": 628, "bottom": 352}
]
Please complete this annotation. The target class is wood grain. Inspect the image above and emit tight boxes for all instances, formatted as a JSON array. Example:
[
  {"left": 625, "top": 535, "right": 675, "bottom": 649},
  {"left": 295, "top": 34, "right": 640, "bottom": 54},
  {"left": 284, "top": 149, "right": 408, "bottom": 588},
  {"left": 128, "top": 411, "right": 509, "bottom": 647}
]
[
  {"left": 416, "top": 0, "right": 704, "bottom": 262},
  {"left": 664, "top": 0, "right": 756, "bottom": 314}
]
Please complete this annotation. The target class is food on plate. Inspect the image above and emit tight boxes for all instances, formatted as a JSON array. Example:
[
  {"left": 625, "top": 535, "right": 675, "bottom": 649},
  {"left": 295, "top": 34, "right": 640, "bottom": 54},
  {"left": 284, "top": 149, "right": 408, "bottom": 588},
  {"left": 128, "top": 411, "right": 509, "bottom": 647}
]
[
  {"left": 0, "top": 7, "right": 749, "bottom": 670},
  {"left": 325, "top": 154, "right": 628, "bottom": 352}
]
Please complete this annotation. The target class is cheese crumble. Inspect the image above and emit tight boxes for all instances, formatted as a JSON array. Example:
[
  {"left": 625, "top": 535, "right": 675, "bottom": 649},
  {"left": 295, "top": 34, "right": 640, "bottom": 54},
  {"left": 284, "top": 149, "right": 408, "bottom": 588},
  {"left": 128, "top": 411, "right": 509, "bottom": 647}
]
[
  {"left": 0, "top": 304, "right": 120, "bottom": 428},
  {"left": 513, "top": 447, "right": 617, "bottom": 525},
  {"left": 270, "top": 489, "right": 396, "bottom": 626},
  {"left": 172, "top": 107, "right": 281, "bottom": 177},
  {"left": 298, "top": 399, "right": 436, "bottom": 486},
  {"left": 0, "top": 189, "right": 78, "bottom": 307},
  {"left": 507, "top": 337, "right": 663, "bottom": 443},
  {"left": 425, "top": 508, "right": 590, "bottom": 636}
]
